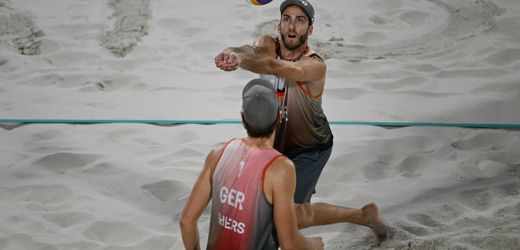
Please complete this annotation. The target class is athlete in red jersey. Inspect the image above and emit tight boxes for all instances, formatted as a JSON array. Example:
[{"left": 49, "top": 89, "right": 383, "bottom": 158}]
[
  {"left": 180, "top": 79, "right": 323, "bottom": 250},
  {"left": 208, "top": 138, "right": 281, "bottom": 249}
]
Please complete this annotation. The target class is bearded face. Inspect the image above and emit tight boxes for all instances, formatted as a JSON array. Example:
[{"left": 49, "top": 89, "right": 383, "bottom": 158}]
[
  {"left": 279, "top": 6, "right": 312, "bottom": 51},
  {"left": 280, "top": 30, "right": 309, "bottom": 50}
]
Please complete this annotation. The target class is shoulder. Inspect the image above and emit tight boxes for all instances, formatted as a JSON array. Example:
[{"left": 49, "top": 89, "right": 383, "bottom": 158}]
[
  {"left": 265, "top": 156, "right": 296, "bottom": 181},
  {"left": 302, "top": 46, "right": 325, "bottom": 65},
  {"left": 209, "top": 141, "right": 227, "bottom": 157},
  {"left": 308, "top": 53, "right": 324, "bottom": 63},
  {"left": 298, "top": 53, "right": 327, "bottom": 79},
  {"left": 303, "top": 50, "right": 326, "bottom": 65},
  {"left": 303, "top": 49, "right": 327, "bottom": 75},
  {"left": 205, "top": 141, "right": 229, "bottom": 170},
  {"left": 263, "top": 155, "right": 295, "bottom": 195},
  {"left": 263, "top": 156, "right": 296, "bottom": 203},
  {"left": 253, "top": 35, "right": 277, "bottom": 47}
]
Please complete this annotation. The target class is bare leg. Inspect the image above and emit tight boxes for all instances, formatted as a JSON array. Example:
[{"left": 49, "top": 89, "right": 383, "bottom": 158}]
[{"left": 295, "top": 202, "right": 388, "bottom": 241}]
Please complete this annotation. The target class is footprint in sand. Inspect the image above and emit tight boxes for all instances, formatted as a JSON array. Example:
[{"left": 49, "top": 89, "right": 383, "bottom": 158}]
[
  {"left": 398, "top": 155, "right": 428, "bottom": 178},
  {"left": 34, "top": 152, "right": 101, "bottom": 174},
  {"left": 0, "top": 7, "right": 44, "bottom": 55},
  {"left": 141, "top": 180, "right": 190, "bottom": 202},
  {"left": 98, "top": 0, "right": 152, "bottom": 57},
  {"left": 40, "top": 211, "right": 94, "bottom": 228},
  {"left": 451, "top": 132, "right": 515, "bottom": 151}
]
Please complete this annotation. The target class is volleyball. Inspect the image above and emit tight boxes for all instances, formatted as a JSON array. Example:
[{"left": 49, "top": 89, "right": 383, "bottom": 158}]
[{"left": 248, "top": 0, "right": 273, "bottom": 6}]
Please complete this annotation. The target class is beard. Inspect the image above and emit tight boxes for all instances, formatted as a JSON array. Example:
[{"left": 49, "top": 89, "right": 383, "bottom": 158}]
[{"left": 281, "top": 32, "right": 308, "bottom": 50}]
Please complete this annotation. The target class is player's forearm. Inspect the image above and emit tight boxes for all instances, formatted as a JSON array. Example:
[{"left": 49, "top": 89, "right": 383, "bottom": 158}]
[
  {"left": 229, "top": 45, "right": 275, "bottom": 75},
  {"left": 297, "top": 234, "right": 321, "bottom": 250},
  {"left": 180, "top": 221, "right": 201, "bottom": 250},
  {"left": 231, "top": 45, "right": 314, "bottom": 81}
]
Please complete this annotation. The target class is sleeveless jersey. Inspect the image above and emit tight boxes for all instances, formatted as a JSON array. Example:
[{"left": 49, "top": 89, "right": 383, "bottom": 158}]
[
  {"left": 261, "top": 40, "right": 333, "bottom": 158},
  {"left": 207, "top": 139, "right": 282, "bottom": 250}
]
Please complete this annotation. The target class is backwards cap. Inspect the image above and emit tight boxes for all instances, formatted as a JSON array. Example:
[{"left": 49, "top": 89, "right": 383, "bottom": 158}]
[
  {"left": 242, "top": 78, "right": 278, "bottom": 130},
  {"left": 280, "top": 0, "right": 315, "bottom": 25}
]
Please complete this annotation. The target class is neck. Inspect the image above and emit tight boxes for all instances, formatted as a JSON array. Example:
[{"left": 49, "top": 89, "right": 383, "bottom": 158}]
[
  {"left": 279, "top": 40, "right": 308, "bottom": 62},
  {"left": 243, "top": 133, "right": 275, "bottom": 149}
]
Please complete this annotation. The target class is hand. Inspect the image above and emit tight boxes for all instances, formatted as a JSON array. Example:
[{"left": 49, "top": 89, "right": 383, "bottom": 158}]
[
  {"left": 215, "top": 49, "right": 240, "bottom": 71},
  {"left": 309, "top": 236, "right": 324, "bottom": 250}
]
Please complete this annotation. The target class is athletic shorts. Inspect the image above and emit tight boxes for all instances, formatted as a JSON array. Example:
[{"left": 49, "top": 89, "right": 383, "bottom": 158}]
[{"left": 291, "top": 145, "right": 333, "bottom": 203}]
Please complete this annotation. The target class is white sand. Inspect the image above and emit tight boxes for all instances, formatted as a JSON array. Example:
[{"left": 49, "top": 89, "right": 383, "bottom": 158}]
[{"left": 1, "top": 0, "right": 520, "bottom": 249}]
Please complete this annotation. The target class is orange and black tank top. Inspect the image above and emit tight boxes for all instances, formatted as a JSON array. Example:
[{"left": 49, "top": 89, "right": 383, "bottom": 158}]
[{"left": 261, "top": 39, "right": 333, "bottom": 158}]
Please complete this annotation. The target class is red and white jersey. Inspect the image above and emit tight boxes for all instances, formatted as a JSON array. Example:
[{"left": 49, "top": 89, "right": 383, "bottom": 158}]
[{"left": 207, "top": 139, "right": 282, "bottom": 250}]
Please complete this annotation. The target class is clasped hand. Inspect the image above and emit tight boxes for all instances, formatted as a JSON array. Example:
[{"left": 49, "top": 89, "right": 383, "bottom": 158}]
[{"left": 215, "top": 49, "right": 240, "bottom": 71}]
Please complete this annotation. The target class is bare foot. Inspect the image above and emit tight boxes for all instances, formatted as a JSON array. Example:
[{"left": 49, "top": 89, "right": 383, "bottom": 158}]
[{"left": 362, "top": 203, "right": 389, "bottom": 242}]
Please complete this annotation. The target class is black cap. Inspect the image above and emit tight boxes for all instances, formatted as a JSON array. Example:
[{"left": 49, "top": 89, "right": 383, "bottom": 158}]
[
  {"left": 280, "top": 0, "right": 315, "bottom": 25},
  {"left": 242, "top": 78, "right": 278, "bottom": 130}
]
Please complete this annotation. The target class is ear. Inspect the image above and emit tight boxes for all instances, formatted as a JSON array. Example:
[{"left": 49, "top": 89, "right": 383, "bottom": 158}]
[
  {"left": 308, "top": 25, "right": 313, "bottom": 36},
  {"left": 277, "top": 22, "right": 281, "bottom": 33},
  {"left": 240, "top": 112, "right": 248, "bottom": 129}
]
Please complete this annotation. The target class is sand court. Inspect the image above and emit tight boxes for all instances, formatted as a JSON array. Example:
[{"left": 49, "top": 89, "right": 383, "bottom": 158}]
[{"left": 2, "top": 0, "right": 520, "bottom": 249}]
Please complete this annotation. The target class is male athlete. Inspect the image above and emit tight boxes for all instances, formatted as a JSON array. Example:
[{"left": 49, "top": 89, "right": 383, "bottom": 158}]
[
  {"left": 180, "top": 78, "right": 323, "bottom": 249},
  {"left": 215, "top": 0, "right": 388, "bottom": 241}
]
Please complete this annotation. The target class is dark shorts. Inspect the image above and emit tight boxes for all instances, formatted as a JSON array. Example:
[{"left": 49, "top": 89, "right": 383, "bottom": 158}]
[{"left": 291, "top": 145, "right": 333, "bottom": 203}]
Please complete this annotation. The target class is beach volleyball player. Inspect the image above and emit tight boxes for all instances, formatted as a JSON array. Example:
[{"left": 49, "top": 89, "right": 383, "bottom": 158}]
[
  {"left": 215, "top": 0, "right": 389, "bottom": 243},
  {"left": 180, "top": 79, "right": 324, "bottom": 250}
]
